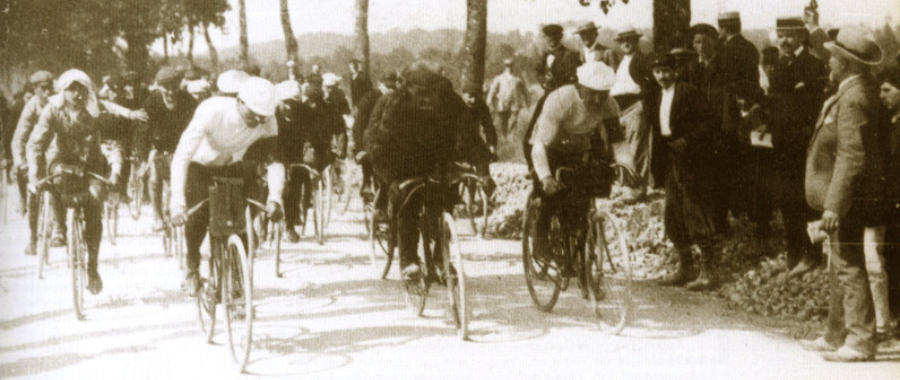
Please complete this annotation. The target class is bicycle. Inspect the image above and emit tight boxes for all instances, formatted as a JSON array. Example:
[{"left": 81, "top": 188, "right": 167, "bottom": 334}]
[
  {"left": 150, "top": 151, "right": 185, "bottom": 268},
  {"left": 33, "top": 163, "right": 112, "bottom": 321},
  {"left": 188, "top": 177, "right": 275, "bottom": 373},
  {"left": 367, "top": 182, "right": 393, "bottom": 279},
  {"left": 127, "top": 157, "right": 147, "bottom": 220},
  {"left": 454, "top": 162, "right": 490, "bottom": 239},
  {"left": 287, "top": 163, "right": 330, "bottom": 246},
  {"left": 103, "top": 190, "right": 121, "bottom": 246},
  {"left": 382, "top": 166, "right": 470, "bottom": 340},
  {"left": 35, "top": 189, "right": 55, "bottom": 280},
  {"left": 521, "top": 164, "right": 634, "bottom": 334}
]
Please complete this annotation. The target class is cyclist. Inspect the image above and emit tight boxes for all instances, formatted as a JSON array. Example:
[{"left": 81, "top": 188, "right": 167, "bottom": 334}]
[
  {"left": 170, "top": 77, "right": 284, "bottom": 295},
  {"left": 141, "top": 67, "right": 198, "bottom": 232},
  {"left": 26, "top": 69, "right": 144, "bottom": 294},
  {"left": 280, "top": 83, "right": 346, "bottom": 242},
  {"left": 460, "top": 83, "right": 499, "bottom": 197},
  {"left": 367, "top": 62, "right": 473, "bottom": 282},
  {"left": 528, "top": 62, "right": 624, "bottom": 275},
  {"left": 353, "top": 72, "right": 398, "bottom": 205},
  {"left": 322, "top": 73, "right": 350, "bottom": 197}
]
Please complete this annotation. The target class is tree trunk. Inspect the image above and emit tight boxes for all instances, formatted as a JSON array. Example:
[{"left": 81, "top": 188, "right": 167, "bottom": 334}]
[
  {"left": 652, "top": 0, "right": 691, "bottom": 54},
  {"left": 238, "top": 0, "right": 250, "bottom": 66},
  {"left": 279, "top": 0, "right": 299, "bottom": 64},
  {"left": 203, "top": 23, "right": 219, "bottom": 75},
  {"left": 353, "top": 0, "right": 371, "bottom": 76},
  {"left": 186, "top": 24, "right": 195, "bottom": 64},
  {"left": 123, "top": 31, "right": 150, "bottom": 75},
  {"left": 462, "top": 0, "right": 487, "bottom": 93}
]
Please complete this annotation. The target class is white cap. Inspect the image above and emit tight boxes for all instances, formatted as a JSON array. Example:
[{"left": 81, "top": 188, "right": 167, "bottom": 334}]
[
  {"left": 187, "top": 79, "right": 211, "bottom": 94},
  {"left": 237, "top": 77, "right": 279, "bottom": 117},
  {"left": 322, "top": 72, "right": 341, "bottom": 87},
  {"left": 216, "top": 70, "right": 250, "bottom": 95},
  {"left": 576, "top": 62, "right": 616, "bottom": 91},
  {"left": 276, "top": 80, "right": 301, "bottom": 101}
]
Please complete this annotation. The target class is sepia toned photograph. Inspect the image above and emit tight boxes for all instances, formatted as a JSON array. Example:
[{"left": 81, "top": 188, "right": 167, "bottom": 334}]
[{"left": 0, "top": 0, "right": 899, "bottom": 378}]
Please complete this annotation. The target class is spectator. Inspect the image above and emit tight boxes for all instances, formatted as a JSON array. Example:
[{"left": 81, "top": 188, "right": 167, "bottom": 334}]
[
  {"left": 648, "top": 54, "right": 720, "bottom": 291},
  {"left": 768, "top": 16, "right": 829, "bottom": 278},
  {"left": 759, "top": 46, "right": 780, "bottom": 95},
  {"left": 486, "top": 58, "right": 529, "bottom": 137},
  {"left": 352, "top": 72, "right": 398, "bottom": 204},
  {"left": 574, "top": 21, "right": 621, "bottom": 69},
  {"left": 800, "top": 26, "right": 885, "bottom": 362},
  {"left": 804, "top": 5, "right": 830, "bottom": 61},
  {"left": 669, "top": 47, "right": 695, "bottom": 82},
  {"left": 461, "top": 82, "right": 498, "bottom": 196},
  {"left": 733, "top": 80, "right": 776, "bottom": 250},
  {"left": 348, "top": 59, "right": 372, "bottom": 111},
  {"left": 877, "top": 67, "right": 900, "bottom": 338}
]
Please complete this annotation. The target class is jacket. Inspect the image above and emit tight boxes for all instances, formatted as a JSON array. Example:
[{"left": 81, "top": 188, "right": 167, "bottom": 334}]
[
  {"left": 536, "top": 45, "right": 581, "bottom": 91},
  {"left": 581, "top": 40, "right": 622, "bottom": 70},
  {"left": 805, "top": 74, "right": 886, "bottom": 220},
  {"left": 351, "top": 89, "right": 383, "bottom": 155},
  {"left": 350, "top": 73, "right": 373, "bottom": 109}
]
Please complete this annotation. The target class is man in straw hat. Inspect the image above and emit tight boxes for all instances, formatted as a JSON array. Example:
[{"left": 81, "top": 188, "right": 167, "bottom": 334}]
[
  {"left": 647, "top": 54, "right": 721, "bottom": 290},
  {"left": 800, "top": 26, "right": 886, "bottom": 362},
  {"left": 529, "top": 61, "right": 624, "bottom": 274},
  {"left": 170, "top": 77, "right": 285, "bottom": 296},
  {"left": 574, "top": 21, "right": 621, "bottom": 69},
  {"left": 768, "top": 16, "right": 829, "bottom": 279}
]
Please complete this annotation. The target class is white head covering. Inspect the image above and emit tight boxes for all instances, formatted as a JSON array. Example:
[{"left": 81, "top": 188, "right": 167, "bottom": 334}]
[
  {"left": 237, "top": 77, "right": 279, "bottom": 117},
  {"left": 55, "top": 69, "right": 100, "bottom": 117},
  {"left": 576, "top": 62, "right": 616, "bottom": 91},
  {"left": 186, "top": 79, "right": 211, "bottom": 94},
  {"left": 322, "top": 72, "right": 341, "bottom": 87},
  {"left": 216, "top": 70, "right": 250, "bottom": 95},
  {"left": 276, "top": 80, "right": 301, "bottom": 101}
]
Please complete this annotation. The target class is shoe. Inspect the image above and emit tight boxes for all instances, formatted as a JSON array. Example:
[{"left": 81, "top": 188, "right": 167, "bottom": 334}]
[
  {"left": 87, "top": 271, "right": 104, "bottom": 295},
  {"left": 286, "top": 228, "right": 301, "bottom": 243},
  {"left": 657, "top": 263, "right": 697, "bottom": 287},
  {"left": 50, "top": 233, "right": 66, "bottom": 248},
  {"left": 799, "top": 337, "right": 838, "bottom": 352},
  {"left": 821, "top": 346, "right": 874, "bottom": 362},
  {"left": 152, "top": 218, "right": 165, "bottom": 232},
  {"left": 685, "top": 265, "right": 715, "bottom": 291},
  {"left": 787, "top": 259, "right": 819, "bottom": 280},
  {"left": 435, "top": 262, "right": 459, "bottom": 285},
  {"left": 401, "top": 264, "right": 422, "bottom": 281},
  {"left": 24, "top": 241, "right": 37, "bottom": 256},
  {"left": 182, "top": 271, "right": 201, "bottom": 297}
]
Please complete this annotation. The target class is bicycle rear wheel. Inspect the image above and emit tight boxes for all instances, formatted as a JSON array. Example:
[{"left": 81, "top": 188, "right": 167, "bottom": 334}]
[
  {"left": 442, "top": 212, "right": 469, "bottom": 340},
  {"left": 464, "top": 181, "right": 489, "bottom": 239},
  {"left": 68, "top": 209, "right": 87, "bottom": 321},
  {"left": 313, "top": 178, "right": 326, "bottom": 246},
  {"left": 273, "top": 220, "right": 284, "bottom": 278},
  {"left": 198, "top": 242, "right": 219, "bottom": 343},
  {"left": 127, "top": 162, "right": 143, "bottom": 220},
  {"left": 105, "top": 201, "right": 118, "bottom": 246},
  {"left": 587, "top": 211, "right": 633, "bottom": 335},
  {"left": 324, "top": 166, "right": 334, "bottom": 229},
  {"left": 404, "top": 220, "right": 430, "bottom": 315},
  {"left": 223, "top": 235, "right": 253, "bottom": 372},
  {"left": 522, "top": 197, "right": 564, "bottom": 312},
  {"left": 37, "top": 193, "right": 52, "bottom": 279}
]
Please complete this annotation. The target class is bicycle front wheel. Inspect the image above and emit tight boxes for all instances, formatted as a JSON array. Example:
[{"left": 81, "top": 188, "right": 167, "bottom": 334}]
[
  {"left": 105, "top": 201, "right": 118, "bottom": 246},
  {"left": 127, "top": 162, "right": 143, "bottom": 220},
  {"left": 68, "top": 209, "right": 87, "bottom": 321},
  {"left": 198, "top": 242, "right": 219, "bottom": 343},
  {"left": 587, "top": 211, "right": 633, "bottom": 335},
  {"left": 223, "top": 234, "right": 253, "bottom": 372},
  {"left": 313, "top": 178, "right": 326, "bottom": 246},
  {"left": 442, "top": 212, "right": 469, "bottom": 340},
  {"left": 37, "top": 193, "right": 52, "bottom": 279},
  {"left": 464, "top": 181, "right": 489, "bottom": 239},
  {"left": 522, "top": 197, "right": 564, "bottom": 312}
]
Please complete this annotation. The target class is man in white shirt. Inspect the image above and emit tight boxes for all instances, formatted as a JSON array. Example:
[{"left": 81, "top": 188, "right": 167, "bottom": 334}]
[{"left": 171, "top": 77, "right": 285, "bottom": 295}]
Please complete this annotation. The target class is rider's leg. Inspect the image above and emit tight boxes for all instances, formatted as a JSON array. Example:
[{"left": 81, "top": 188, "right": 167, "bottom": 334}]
[
  {"left": 360, "top": 160, "right": 374, "bottom": 202},
  {"left": 148, "top": 158, "right": 165, "bottom": 230},
  {"left": 184, "top": 163, "right": 212, "bottom": 277},
  {"left": 16, "top": 167, "right": 29, "bottom": 217},
  {"left": 391, "top": 182, "right": 422, "bottom": 278},
  {"left": 24, "top": 188, "right": 40, "bottom": 255},
  {"left": 84, "top": 177, "right": 105, "bottom": 293},
  {"left": 283, "top": 166, "right": 302, "bottom": 237}
]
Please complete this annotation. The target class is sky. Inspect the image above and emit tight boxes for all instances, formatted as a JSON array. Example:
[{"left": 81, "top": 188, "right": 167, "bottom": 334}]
[{"left": 162, "top": 0, "right": 899, "bottom": 54}]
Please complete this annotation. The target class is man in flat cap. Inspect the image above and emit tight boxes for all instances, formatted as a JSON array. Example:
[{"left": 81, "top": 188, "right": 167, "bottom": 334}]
[
  {"left": 768, "top": 16, "right": 829, "bottom": 278},
  {"left": 648, "top": 54, "right": 720, "bottom": 290},
  {"left": 574, "top": 21, "right": 621, "bottom": 69},
  {"left": 800, "top": 26, "right": 887, "bottom": 362}
]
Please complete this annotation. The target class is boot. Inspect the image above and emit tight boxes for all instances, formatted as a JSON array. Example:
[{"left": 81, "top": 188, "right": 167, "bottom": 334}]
[
  {"left": 657, "top": 248, "right": 696, "bottom": 287},
  {"left": 686, "top": 248, "right": 715, "bottom": 291}
]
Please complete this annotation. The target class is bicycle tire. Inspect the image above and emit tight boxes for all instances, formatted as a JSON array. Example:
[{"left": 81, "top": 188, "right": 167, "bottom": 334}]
[
  {"left": 465, "top": 181, "right": 489, "bottom": 239},
  {"left": 68, "top": 209, "right": 86, "bottom": 321},
  {"left": 522, "top": 197, "right": 564, "bottom": 312},
  {"left": 198, "top": 240, "right": 219, "bottom": 343},
  {"left": 324, "top": 166, "right": 334, "bottom": 229},
  {"left": 175, "top": 226, "right": 185, "bottom": 269},
  {"left": 274, "top": 220, "right": 283, "bottom": 278},
  {"left": 0, "top": 174, "right": 7, "bottom": 224},
  {"left": 37, "top": 192, "right": 52, "bottom": 279},
  {"left": 105, "top": 201, "right": 118, "bottom": 246},
  {"left": 127, "top": 162, "right": 143, "bottom": 220},
  {"left": 442, "top": 212, "right": 469, "bottom": 340},
  {"left": 223, "top": 234, "right": 253, "bottom": 372},
  {"left": 588, "top": 211, "right": 633, "bottom": 335},
  {"left": 314, "top": 178, "right": 325, "bottom": 246}
]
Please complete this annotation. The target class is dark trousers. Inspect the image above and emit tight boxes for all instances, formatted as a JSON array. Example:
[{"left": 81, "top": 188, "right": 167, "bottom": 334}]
[
  {"left": 388, "top": 180, "right": 455, "bottom": 269},
  {"left": 148, "top": 154, "right": 172, "bottom": 222},
  {"left": 533, "top": 150, "right": 590, "bottom": 254},
  {"left": 284, "top": 166, "right": 311, "bottom": 227},
  {"left": 824, "top": 212, "right": 876, "bottom": 355},
  {"left": 184, "top": 163, "right": 254, "bottom": 273},
  {"left": 47, "top": 162, "right": 105, "bottom": 272},
  {"left": 664, "top": 168, "right": 717, "bottom": 254}
]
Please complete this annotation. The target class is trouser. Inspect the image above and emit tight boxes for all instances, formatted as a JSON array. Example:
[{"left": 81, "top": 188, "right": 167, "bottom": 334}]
[
  {"left": 863, "top": 226, "right": 896, "bottom": 332},
  {"left": 148, "top": 153, "right": 172, "bottom": 222},
  {"left": 824, "top": 212, "right": 876, "bottom": 355},
  {"left": 533, "top": 150, "right": 591, "bottom": 262},
  {"left": 184, "top": 163, "right": 256, "bottom": 273},
  {"left": 388, "top": 180, "right": 456, "bottom": 269},
  {"left": 48, "top": 161, "right": 105, "bottom": 273},
  {"left": 885, "top": 222, "right": 900, "bottom": 318},
  {"left": 616, "top": 98, "right": 651, "bottom": 191},
  {"left": 16, "top": 167, "right": 28, "bottom": 214},
  {"left": 360, "top": 159, "right": 374, "bottom": 200},
  {"left": 493, "top": 109, "right": 519, "bottom": 136},
  {"left": 664, "top": 167, "right": 717, "bottom": 262},
  {"left": 284, "top": 166, "right": 310, "bottom": 227},
  {"left": 746, "top": 148, "right": 776, "bottom": 232}
]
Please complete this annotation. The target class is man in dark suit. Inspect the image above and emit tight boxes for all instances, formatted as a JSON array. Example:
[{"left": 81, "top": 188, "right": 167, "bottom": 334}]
[
  {"left": 767, "top": 17, "right": 830, "bottom": 278},
  {"left": 523, "top": 24, "right": 581, "bottom": 169},
  {"left": 348, "top": 59, "right": 373, "bottom": 112},
  {"left": 800, "top": 26, "right": 885, "bottom": 362},
  {"left": 716, "top": 11, "right": 760, "bottom": 232},
  {"left": 647, "top": 54, "right": 720, "bottom": 291}
]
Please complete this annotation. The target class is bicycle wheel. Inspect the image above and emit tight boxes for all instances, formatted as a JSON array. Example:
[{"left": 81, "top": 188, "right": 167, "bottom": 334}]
[
  {"left": 313, "top": 178, "right": 326, "bottom": 246},
  {"left": 464, "top": 181, "right": 489, "bottom": 239},
  {"left": 522, "top": 197, "right": 564, "bottom": 312},
  {"left": 68, "top": 209, "right": 87, "bottom": 321},
  {"left": 587, "top": 211, "right": 633, "bottom": 335},
  {"left": 0, "top": 174, "right": 7, "bottom": 223},
  {"left": 175, "top": 226, "right": 185, "bottom": 269},
  {"left": 441, "top": 212, "right": 469, "bottom": 340},
  {"left": 127, "top": 162, "right": 143, "bottom": 220},
  {"left": 223, "top": 234, "right": 253, "bottom": 372},
  {"left": 37, "top": 193, "right": 53, "bottom": 279},
  {"left": 105, "top": 201, "right": 118, "bottom": 246},
  {"left": 324, "top": 166, "right": 334, "bottom": 229},
  {"left": 274, "top": 220, "right": 284, "bottom": 278},
  {"left": 198, "top": 241, "right": 219, "bottom": 343}
]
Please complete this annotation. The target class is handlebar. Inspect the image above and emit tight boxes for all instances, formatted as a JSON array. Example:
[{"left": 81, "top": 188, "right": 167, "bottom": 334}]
[{"left": 33, "top": 166, "right": 113, "bottom": 191}]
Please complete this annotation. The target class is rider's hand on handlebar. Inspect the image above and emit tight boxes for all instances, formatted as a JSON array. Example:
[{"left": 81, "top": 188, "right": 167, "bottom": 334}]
[
  {"left": 170, "top": 205, "right": 188, "bottom": 226},
  {"left": 541, "top": 175, "right": 563, "bottom": 196},
  {"left": 266, "top": 201, "right": 283, "bottom": 222}
]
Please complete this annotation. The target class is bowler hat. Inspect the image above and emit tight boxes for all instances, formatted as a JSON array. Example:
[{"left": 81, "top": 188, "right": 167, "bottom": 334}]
[
  {"left": 651, "top": 53, "right": 676, "bottom": 69},
  {"left": 541, "top": 24, "right": 564, "bottom": 38},
  {"left": 824, "top": 26, "right": 883, "bottom": 66},
  {"left": 690, "top": 23, "right": 719, "bottom": 39}
]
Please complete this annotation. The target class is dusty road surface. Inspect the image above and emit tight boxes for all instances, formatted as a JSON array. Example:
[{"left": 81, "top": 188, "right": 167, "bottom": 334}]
[{"left": 1, "top": 194, "right": 898, "bottom": 380}]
